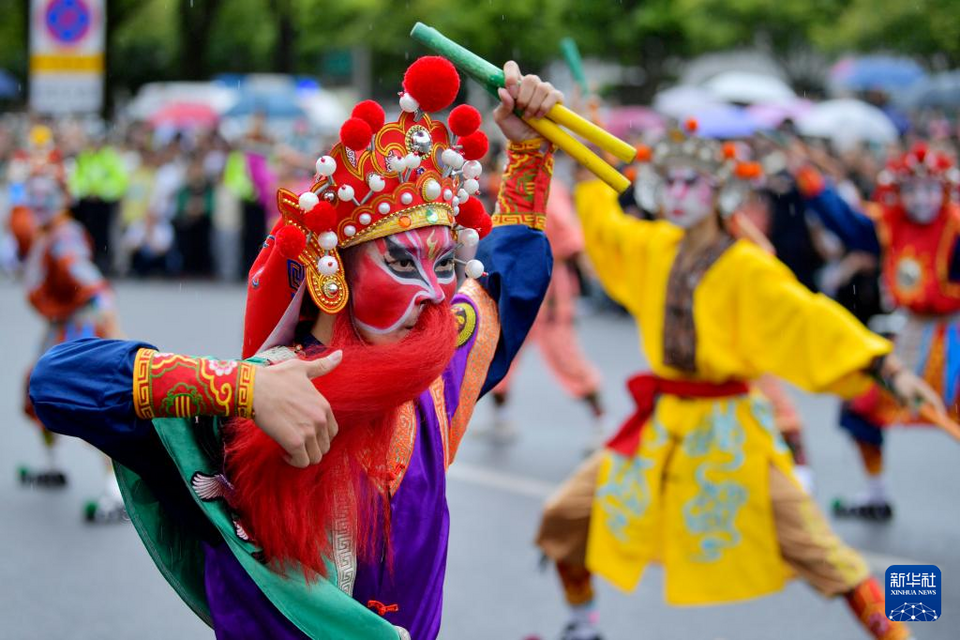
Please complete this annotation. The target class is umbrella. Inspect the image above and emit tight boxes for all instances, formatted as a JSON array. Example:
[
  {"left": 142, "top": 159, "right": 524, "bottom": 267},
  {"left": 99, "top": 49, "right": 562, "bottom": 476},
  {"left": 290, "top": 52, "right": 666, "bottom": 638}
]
[
  {"left": 830, "top": 55, "right": 926, "bottom": 93},
  {"left": 298, "top": 92, "right": 348, "bottom": 135},
  {"left": 797, "top": 99, "right": 899, "bottom": 149},
  {"left": 704, "top": 71, "right": 795, "bottom": 105},
  {"left": 225, "top": 92, "right": 306, "bottom": 119},
  {"left": 127, "top": 82, "right": 239, "bottom": 120},
  {"left": 652, "top": 85, "right": 718, "bottom": 119},
  {"left": 746, "top": 99, "right": 813, "bottom": 128},
  {"left": 898, "top": 71, "right": 960, "bottom": 109},
  {"left": 148, "top": 102, "right": 219, "bottom": 129},
  {"left": 0, "top": 70, "right": 20, "bottom": 98},
  {"left": 604, "top": 106, "right": 665, "bottom": 138},
  {"left": 686, "top": 104, "right": 760, "bottom": 139}
]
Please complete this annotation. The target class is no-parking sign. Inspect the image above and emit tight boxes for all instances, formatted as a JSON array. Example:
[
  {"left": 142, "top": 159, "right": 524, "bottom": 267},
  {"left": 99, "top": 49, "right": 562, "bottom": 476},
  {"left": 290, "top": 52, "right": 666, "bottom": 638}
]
[{"left": 29, "top": 0, "right": 105, "bottom": 114}]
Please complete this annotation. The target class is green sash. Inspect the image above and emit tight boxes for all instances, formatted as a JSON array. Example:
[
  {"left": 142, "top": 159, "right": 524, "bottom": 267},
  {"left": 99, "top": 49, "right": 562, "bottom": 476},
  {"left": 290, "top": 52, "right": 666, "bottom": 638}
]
[{"left": 115, "top": 413, "right": 399, "bottom": 639}]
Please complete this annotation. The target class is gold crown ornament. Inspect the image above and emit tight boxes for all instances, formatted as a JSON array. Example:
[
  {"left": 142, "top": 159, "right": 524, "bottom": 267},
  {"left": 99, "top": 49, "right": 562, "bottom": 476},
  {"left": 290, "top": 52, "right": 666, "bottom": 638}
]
[{"left": 272, "top": 56, "right": 493, "bottom": 314}]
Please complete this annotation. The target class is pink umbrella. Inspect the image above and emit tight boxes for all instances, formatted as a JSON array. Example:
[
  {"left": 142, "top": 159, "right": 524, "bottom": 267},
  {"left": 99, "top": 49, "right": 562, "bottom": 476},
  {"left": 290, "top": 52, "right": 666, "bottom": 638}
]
[
  {"left": 746, "top": 99, "right": 813, "bottom": 128},
  {"left": 148, "top": 102, "right": 219, "bottom": 129},
  {"left": 604, "top": 106, "right": 665, "bottom": 138}
]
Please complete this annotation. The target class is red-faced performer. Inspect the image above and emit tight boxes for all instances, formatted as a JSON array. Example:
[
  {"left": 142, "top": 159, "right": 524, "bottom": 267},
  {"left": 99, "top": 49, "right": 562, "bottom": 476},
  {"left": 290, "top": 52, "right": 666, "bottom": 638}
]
[{"left": 29, "top": 58, "right": 561, "bottom": 639}]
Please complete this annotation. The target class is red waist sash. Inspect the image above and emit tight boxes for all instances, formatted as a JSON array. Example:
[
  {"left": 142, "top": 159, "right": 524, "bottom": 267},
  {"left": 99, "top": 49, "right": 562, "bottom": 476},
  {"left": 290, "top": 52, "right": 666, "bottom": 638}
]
[{"left": 606, "top": 374, "right": 750, "bottom": 455}]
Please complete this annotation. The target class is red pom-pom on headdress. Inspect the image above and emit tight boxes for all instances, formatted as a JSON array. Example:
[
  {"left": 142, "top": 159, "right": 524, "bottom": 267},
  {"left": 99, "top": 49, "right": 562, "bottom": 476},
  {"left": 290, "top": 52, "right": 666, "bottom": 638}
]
[
  {"left": 304, "top": 201, "right": 337, "bottom": 234},
  {"left": 276, "top": 225, "right": 306, "bottom": 258},
  {"left": 340, "top": 117, "right": 373, "bottom": 151},
  {"left": 459, "top": 131, "right": 489, "bottom": 161},
  {"left": 457, "top": 196, "right": 491, "bottom": 237},
  {"left": 449, "top": 104, "right": 482, "bottom": 137},
  {"left": 403, "top": 56, "right": 460, "bottom": 112},
  {"left": 351, "top": 100, "right": 386, "bottom": 133},
  {"left": 684, "top": 117, "right": 699, "bottom": 133},
  {"left": 912, "top": 142, "right": 928, "bottom": 163},
  {"left": 474, "top": 212, "right": 493, "bottom": 238}
]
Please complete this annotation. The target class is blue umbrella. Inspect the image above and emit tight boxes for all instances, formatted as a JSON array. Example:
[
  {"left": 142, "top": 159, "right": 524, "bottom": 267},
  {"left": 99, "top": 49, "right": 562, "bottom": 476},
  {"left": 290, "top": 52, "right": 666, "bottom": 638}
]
[
  {"left": 0, "top": 70, "right": 20, "bottom": 98},
  {"left": 688, "top": 104, "right": 760, "bottom": 139},
  {"left": 898, "top": 71, "right": 960, "bottom": 109},
  {"left": 832, "top": 56, "right": 926, "bottom": 93},
  {"left": 225, "top": 92, "right": 305, "bottom": 119}
]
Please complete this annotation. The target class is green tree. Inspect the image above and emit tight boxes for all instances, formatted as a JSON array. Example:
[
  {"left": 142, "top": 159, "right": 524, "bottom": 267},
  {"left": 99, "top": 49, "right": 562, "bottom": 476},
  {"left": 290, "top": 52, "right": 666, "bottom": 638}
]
[
  {"left": 814, "top": 0, "right": 960, "bottom": 67},
  {"left": 0, "top": 0, "right": 27, "bottom": 82}
]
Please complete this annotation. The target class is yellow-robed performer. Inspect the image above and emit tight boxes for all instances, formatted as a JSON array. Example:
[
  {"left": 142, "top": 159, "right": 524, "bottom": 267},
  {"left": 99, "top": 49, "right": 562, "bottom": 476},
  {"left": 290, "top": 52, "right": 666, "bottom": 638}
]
[{"left": 535, "top": 122, "right": 940, "bottom": 640}]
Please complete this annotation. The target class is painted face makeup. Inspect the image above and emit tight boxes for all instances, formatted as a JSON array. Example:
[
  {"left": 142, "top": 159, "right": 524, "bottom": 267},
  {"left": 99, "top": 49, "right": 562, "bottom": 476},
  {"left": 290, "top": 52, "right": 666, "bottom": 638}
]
[
  {"left": 901, "top": 178, "right": 944, "bottom": 225},
  {"left": 344, "top": 225, "right": 457, "bottom": 341},
  {"left": 660, "top": 167, "right": 715, "bottom": 229},
  {"left": 24, "top": 175, "right": 66, "bottom": 226}
]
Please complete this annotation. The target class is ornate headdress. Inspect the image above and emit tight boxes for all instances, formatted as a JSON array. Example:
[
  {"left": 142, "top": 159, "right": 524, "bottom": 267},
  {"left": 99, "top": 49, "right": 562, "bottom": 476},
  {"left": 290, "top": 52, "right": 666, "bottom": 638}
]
[
  {"left": 635, "top": 118, "right": 762, "bottom": 216},
  {"left": 9, "top": 125, "right": 64, "bottom": 186},
  {"left": 243, "top": 57, "right": 493, "bottom": 357},
  {"left": 876, "top": 142, "right": 960, "bottom": 205}
]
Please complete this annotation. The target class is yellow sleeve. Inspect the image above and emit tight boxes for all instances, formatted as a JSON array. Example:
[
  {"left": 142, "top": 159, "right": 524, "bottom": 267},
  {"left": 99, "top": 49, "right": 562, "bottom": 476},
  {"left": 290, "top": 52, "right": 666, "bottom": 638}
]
[
  {"left": 574, "top": 179, "right": 674, "bottom": 312},
  {"left": 735, "top": 242, "right": 891, "bottom": 398}
]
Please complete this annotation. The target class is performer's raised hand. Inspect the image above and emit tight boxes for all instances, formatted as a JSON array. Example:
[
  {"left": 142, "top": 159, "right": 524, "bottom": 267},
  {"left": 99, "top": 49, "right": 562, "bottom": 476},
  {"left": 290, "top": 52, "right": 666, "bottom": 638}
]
[
  {"left": 251, "top": 350, "right": 342, "bottom": 468},
  {"left": 494, "top": 60, "right": 564, "bottom": 143},
  {"left": 882, "top": 354, "right": 946, "bottom": 416}
]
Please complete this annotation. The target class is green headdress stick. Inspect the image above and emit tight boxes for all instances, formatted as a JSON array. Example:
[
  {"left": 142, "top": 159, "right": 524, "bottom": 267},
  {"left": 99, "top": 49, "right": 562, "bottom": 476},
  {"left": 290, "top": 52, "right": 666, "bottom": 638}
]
[
  {"left": 560, "top": 37, "right": 589, "bottom": 96},
  {"left": 409, "top": 22, "right": 636, "bottom": 192}
]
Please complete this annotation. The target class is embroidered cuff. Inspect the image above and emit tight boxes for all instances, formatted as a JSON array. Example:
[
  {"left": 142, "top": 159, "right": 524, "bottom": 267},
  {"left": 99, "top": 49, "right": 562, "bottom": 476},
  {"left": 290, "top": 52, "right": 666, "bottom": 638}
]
[
  {"left": 132, "top": 348, "right": 256, "bottom": 420},
  {"left": 495, "top": 139, "right": 555, "bottom": 226}
]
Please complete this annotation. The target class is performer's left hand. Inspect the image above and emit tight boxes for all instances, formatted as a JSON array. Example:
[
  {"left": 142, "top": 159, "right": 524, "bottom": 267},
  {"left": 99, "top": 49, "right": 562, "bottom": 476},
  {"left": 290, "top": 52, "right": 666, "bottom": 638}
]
[
  {"left": 888, "top": 364, "right": 946, "bottom": 415},
  {"left": 494, "top": 60, "right": 563, "bottom": 143}
]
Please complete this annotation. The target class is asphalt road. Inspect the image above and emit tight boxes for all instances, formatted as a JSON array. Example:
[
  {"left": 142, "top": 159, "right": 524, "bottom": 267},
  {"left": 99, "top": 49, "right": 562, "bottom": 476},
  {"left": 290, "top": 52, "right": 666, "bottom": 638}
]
[{"left": 1, "top": 278, "right": 957, "bottom": 640}]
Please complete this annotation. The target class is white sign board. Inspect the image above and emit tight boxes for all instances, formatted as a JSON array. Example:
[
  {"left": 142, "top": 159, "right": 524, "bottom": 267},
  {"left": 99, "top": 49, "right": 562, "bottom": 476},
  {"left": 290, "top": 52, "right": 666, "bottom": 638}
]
[{"left": 29, "top": 0, "right": 105, "bottom": 114}]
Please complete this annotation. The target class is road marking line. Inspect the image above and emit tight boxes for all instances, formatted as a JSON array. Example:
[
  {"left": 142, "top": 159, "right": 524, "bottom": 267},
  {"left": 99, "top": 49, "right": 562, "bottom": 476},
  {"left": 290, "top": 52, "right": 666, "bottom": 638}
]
[
  {"left": 448, "top": 462, "right": 554, "bottom": 500},
  {"left": 449, "top": 462, "right": 927, "bottom": 570}
]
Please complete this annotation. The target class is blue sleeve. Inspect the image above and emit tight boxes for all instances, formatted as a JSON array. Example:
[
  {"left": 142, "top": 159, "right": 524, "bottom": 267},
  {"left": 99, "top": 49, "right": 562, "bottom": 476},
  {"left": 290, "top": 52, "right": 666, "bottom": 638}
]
[
  {"left": 803, "top": 184, "right": 881, "bottom": 255},
  {"left": 29, "top": 338, "right": 157, "bottom": 459},
  {"left": 30, "top": 337, "right": 223, "bottom": 541},
  {"left": 475, "top": 224, "right": 552, "bottom": 396}
]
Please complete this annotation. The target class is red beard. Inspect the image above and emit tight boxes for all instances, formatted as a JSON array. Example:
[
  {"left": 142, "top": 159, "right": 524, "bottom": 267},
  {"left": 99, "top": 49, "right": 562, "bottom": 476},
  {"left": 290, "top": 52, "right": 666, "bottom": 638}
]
[{"left": 223, "top": 303, "right": 457, "bottom": 578}]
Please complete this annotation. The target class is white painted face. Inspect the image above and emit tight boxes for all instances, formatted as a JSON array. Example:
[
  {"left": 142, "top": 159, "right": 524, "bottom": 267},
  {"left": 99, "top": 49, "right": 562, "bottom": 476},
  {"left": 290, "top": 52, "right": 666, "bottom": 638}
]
[
  {"left": 661, "top": 167, "right": 715, "bottom": 229},
  {"left": 901, "top": 177, "right": 944, "bottom": 225},
  {"left": 24, "top": 175, "right": 67, "bottom": 226}
]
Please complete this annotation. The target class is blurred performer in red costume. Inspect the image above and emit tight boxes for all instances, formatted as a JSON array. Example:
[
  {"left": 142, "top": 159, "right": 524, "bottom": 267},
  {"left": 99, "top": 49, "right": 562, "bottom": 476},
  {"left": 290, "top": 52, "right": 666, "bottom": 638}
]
[
  {"left": 15, "top": 130, "right": 124, "bottom": 522},
  {"left": 799, "top": 142, "right": 960, "bottom": 520}
]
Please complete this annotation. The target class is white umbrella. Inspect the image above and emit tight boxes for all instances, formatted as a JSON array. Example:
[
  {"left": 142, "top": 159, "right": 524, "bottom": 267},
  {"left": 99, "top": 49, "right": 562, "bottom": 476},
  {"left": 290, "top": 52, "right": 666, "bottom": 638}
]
[
  {"left": 652, "top": 85, "right": 718, "bottom": 119},
  {"left": 298, "top": 92, "right": 349, "bottom": 136},
  {"left": 797, "top": 99, "right": 899, "bottom": 149},
  {"left": 126, "top": 82, "right": 239, "bottom": 120},
  {"left": 704, "top": 71, "right": 796, "bottom": 105}
]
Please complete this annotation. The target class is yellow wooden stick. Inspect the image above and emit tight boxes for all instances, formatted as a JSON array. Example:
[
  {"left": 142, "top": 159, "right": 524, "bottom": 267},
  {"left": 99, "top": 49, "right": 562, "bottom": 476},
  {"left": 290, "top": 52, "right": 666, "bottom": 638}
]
[
  {"left": 526, "top": 115, "right": 632, "bottom": 193},
  {"left": 547, "top": 104, "right": 637, "bottom": 164}
]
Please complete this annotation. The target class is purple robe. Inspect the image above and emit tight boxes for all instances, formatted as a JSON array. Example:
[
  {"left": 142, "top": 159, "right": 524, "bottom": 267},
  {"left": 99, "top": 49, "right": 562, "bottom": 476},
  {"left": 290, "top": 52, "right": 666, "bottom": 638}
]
[{"left": 203, "top": 295, "right": 480, "bottom": 638}]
